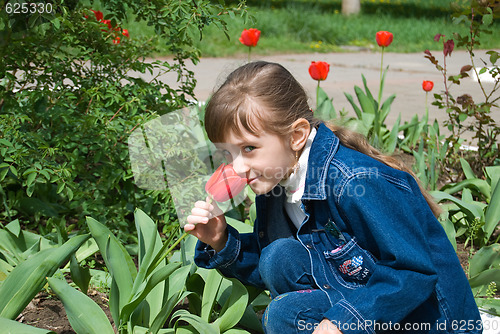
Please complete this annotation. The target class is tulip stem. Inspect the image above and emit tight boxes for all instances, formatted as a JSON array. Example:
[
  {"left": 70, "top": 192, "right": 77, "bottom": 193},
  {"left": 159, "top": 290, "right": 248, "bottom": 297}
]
[
  {"left": 148, "top": 230, "right": 189, "bottom": 276},
  {"left": 378, "top": 46, "right": 384, "bottom": 109},
  {"left": 316, "top": 81, "right": 320, "bottom": 110},
  {"left": 248, "top": 46, "right": 251, "bottom": 63},
  {"left": 425, "top": 91, "right": 429, "bottom": 115}
]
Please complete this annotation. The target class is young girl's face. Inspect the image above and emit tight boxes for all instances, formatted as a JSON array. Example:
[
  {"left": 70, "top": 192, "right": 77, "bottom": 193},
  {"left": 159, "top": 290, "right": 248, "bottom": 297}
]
[{"left": 215, "top": 127, "right": 295, "bottom": 195}]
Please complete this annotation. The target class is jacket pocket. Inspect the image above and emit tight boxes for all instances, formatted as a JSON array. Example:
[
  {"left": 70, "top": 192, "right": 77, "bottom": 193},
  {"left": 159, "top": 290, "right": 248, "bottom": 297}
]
[{"left": 323, "top": 237, "right": 376, "bottom": 288}]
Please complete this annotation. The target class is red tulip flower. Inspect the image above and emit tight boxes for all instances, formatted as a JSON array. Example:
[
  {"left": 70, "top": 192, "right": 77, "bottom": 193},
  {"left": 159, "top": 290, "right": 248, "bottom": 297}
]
[
  {"left": 309, "top": 61, "right": 330, "bottom": 81},
  {"left": 113, "top": 36, "right": 121, "bottom": 44},
  {"left": 205, "top": 164, "right": 247, "bottom": 202},
  {"left": 375, "top": 31, "right": 393, "bottom": 48},
  {"left": 239, "top": 28, "right": 261, "bottom": 47},
  {"left": 122, "top": 29, "right": 129, "bottom": 38},
  {"left": 422, "top": 80, "right": 434, "bottom": 92}
]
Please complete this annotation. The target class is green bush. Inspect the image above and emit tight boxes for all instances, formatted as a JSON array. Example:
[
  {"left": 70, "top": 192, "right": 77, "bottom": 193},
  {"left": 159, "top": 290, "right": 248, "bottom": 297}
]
[{"left": 0, "top": 0, "right": 246, "bottom": 237}]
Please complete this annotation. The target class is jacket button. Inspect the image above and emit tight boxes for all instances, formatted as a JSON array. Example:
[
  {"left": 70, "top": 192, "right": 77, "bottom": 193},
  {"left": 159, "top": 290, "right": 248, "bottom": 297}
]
[
  {"left": 258, "top": 231, "right": 265, "bottom": 238},
  {"left": 323, "top": 284, "right": 331, "bottom": 289}
]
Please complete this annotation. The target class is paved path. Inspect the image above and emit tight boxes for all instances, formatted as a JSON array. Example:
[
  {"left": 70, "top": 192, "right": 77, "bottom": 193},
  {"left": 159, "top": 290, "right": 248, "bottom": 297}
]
[{"left": 154, "top": 50, "right": 499, "bottom": 142}]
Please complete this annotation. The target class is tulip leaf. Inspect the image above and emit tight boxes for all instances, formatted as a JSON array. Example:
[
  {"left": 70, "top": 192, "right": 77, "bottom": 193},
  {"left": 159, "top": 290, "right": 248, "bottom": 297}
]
[
  {"left": 47, "top": 277, "right": 115, "bottom": 334},
  {"left": 70, "top": 254, "right": 91, "bottom": 295},
  {"left": 0, "top": 317, "right": 55, "bottom": 333},
  {"left": 354, "top": 86, "right": 375, "bottom": 115},
  {"left": 201, "top": 268, "right": 223, "bottom": 322},
  {"left": 344, "top": 92, "right": 363, "bottom": 119},
  {"left": 460, "top": 158, "right": 477, "bottom": 180},
  {"left": 361, "top": 74, "right": 376, "bottom": 104},
  {"left": 172, "top": 309, "right": 219, "bottom": 334},
  {"left": 430, "top": 191, "right": 484, "bottom": 221},
  {"left": 315, "top": 86, "right": 336, "bottom": 121},
  {"left": 441, "top": 179, "right": 491, "bottom": 202},
  {"left": 0, "top": 234, "right": 90, "bottom": 319},
  {"left": 214, "top": 277, "right": 249, "bottom": 332},
  {"left": 469, "top": 244, "right": 500, "bottom": 278},
  {"left": 380, "top": 94, "right": 396, "bottom": 123},
  {"left": 149, "top": 291, "right": 191, "bottom": 334},
  {"left": 384, "top": 114, "right": 400, "bottom": 154},
  {"left": 119, "top": 262, "right": 182, "bottom": 326},
  {"left": 468, "top": 268, "right": 500, "bottom": 289},
  {"left": 484, "top": 180, "right": 500, "bottom": 241}
]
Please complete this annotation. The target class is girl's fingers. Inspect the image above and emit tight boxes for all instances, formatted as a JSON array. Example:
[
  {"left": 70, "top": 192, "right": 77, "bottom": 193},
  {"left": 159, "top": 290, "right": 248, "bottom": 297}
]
[
  {"left": 191, "top": 207, "right": 211, "bottom": 218},
  {"left": 184, "top": 223, "right": 195, "bottom": 232},
  {"left": 186, "top": 214, "right": 209, "bottom": 225},
  {"left": 195, "top": 200, "right": 214, "bottom": 211}
]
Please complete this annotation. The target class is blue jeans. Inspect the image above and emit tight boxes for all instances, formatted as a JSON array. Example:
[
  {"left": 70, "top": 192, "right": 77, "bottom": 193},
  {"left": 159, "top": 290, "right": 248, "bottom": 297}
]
[{"left": 259, "top": 238, "right": 333, "bottom": 334}]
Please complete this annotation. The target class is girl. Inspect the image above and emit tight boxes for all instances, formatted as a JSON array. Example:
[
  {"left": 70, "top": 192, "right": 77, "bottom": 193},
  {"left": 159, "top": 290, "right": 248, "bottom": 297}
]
[{"left": 185, "top": 61, "right": 482, "bottom": 334}]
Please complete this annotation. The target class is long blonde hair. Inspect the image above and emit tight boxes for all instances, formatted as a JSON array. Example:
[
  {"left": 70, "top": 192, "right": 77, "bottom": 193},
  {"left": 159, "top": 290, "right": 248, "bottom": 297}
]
[{"left": 204, "top": 61, "right": 441, "bottom": 217}]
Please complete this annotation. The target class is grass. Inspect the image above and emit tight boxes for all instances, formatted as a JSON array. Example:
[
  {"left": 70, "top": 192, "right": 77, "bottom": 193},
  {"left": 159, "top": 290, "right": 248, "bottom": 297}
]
[{"left": 126, "top": 0, "right": 500, "bottom": 58}]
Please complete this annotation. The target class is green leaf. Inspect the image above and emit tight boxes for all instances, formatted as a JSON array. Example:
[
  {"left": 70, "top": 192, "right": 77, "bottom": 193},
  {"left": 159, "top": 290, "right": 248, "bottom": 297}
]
[
  {"left": 106, "top": 236, "right": 134, "bottom": 317},
  {"left": 468, "top": 268, "right": 500, "bottom": 289},
  {"left": 214, "top": 278, "right": 249, "bottom": 332},
  {"left": 354, "top": 86, "right": 375, "bottom": 115},
  {"left": 344, "top": 92, "right": 363, "bottom": 119},
  {"left": 430, "top": 191, "right": 484, "bottom": 221},
  {"left": 484, "top": 181, "right": 500, "bottom": 241},
  {"left": 201, "top": 269, "right": 223, "bottom": 322},
  {"left": 441, "top": 179, "right": 491, "bottom": 202},
  {"left": 70, "top": 255, "right": 91, "bottom": 294},
  {"left": 86, "top": 217, "right": 137, "bottom": 280},
  {"left": 379, "top": 94, "right": 396, "bottom": 123},
  {"left": 460, "top": 158, "right": 476, "bottom": 180},
  {"left": 482, "top": 8, "right": 493, "bottom": 26},
  {"left": 149, "top": 291, "right": 191, "bottom": 334},
  {"left": 172, "top": 309, "right": 218, "bottom": 334},
  {"left": 26, "top": 172, "right": 37, "bottom": 187},
  {"left": 0, "top": 317, "right": 55, "bottom": 333},
  {"left": 86, "top": 217, "right": 136, "bottom": 325},
  {"left": 47, "top": 277, "right": 114, "bottom": 334},
  {"left": 119, "top": 262, "right": 182, "bottom": 326},
  {"left": 469, "top": 244, "right": 500, "bottom": 278},
  {"left": 315, "top": 87, "right": 336, "bottom": 121},
  {"left": 0, "top": 234, "right": 90, "bottom": 319},
  {"left": 475, "top": 298, "right": 500, "bottom": 316}
]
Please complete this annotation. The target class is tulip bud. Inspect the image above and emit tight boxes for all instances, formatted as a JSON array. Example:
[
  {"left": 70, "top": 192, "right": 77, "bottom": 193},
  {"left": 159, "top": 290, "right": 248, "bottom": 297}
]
[
  {"left": 375, "top": 31, "right": 393, "bottom": 47},
  {"left": 239, "top": 28, "right": 261, "bottom": 47},
  {"left": 422, "top": 80, "right": 434, "bottom": 92},
  {"left": 309, "top": 61, "right": 330, "bottom": 81},
  {"left": 205, "top": 164, "right": 247, "bottom": 202}
]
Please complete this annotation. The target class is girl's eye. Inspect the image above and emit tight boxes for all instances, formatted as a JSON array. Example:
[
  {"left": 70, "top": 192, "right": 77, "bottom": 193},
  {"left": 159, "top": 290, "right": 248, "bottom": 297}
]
[{"left": 243, "top": 146, "right": 256, "bottom": 153}]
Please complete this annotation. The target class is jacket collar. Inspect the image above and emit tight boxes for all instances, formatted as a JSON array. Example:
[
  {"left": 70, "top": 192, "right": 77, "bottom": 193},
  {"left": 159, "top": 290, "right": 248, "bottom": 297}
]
[{"left": 301, "top": 123, "right": 339, "bottom": 200}]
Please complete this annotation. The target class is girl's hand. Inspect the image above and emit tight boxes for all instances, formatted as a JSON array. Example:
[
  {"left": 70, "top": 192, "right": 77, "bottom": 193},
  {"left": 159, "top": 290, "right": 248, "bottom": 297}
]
[
  {"left": 185, "top": 196, "right": 227, "bottom": 252},
  {"left": 312, "top": 319, "right": 342, "bottom": 334}
]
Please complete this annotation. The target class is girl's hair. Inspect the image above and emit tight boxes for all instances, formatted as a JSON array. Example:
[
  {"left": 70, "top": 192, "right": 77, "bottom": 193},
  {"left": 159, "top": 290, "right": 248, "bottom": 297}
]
[{"left": 205, "top": 61, "right": 441, "bottom": 217}]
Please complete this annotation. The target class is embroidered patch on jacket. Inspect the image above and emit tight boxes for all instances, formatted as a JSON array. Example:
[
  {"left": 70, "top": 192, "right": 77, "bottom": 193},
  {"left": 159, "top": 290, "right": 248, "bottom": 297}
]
[{"left": 339, "top": 256, "right": 363, "bottom": 276}]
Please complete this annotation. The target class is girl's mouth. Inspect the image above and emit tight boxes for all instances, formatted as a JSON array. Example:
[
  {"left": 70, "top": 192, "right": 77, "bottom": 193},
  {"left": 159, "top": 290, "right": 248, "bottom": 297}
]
[{"left": 248, "top": 177, "right": 258, "bottom": 184}]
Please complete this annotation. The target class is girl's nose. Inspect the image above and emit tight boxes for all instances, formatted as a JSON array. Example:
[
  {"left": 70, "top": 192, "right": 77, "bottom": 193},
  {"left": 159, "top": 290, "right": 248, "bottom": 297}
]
[{"left": 231, "top": 153, "right": 249, "bottom": 177}]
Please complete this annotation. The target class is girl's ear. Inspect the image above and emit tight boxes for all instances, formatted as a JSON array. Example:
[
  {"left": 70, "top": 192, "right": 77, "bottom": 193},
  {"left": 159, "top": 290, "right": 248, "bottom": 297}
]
[{"left": 289, "top": 118, "right": 311, "bottom": 151}]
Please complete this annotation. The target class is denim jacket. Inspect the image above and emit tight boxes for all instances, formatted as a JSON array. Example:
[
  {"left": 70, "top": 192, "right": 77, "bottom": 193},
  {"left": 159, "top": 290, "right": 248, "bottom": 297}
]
[{"left": 195, "top": 123, "right": 482, "bottom": 333}]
